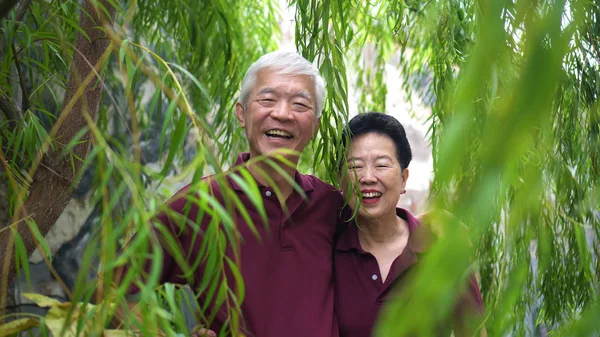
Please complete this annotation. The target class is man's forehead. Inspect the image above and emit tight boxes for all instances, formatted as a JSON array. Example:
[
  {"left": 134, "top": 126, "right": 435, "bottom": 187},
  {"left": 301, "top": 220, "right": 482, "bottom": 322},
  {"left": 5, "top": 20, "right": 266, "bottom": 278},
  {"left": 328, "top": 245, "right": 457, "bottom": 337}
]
[{"left": 256, "top": 68, "right": 314, "bottom": 86}]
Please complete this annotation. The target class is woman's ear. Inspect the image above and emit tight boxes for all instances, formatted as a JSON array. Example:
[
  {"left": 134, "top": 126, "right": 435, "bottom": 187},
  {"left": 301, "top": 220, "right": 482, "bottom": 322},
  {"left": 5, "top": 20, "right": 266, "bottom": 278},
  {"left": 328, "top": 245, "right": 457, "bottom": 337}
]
[{"left": 401, "top": 168, "right": 409, "bottom": 186}]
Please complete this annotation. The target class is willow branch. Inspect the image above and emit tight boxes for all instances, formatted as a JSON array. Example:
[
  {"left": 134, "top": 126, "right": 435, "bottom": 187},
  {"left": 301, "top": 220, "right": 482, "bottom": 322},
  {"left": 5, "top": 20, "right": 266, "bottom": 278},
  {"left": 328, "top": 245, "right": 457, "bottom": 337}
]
[
  {"left": 13, "top": 0, "right": 30, "bottom": 22},
  {"left": 0, "top": 96, "right": 21, "bottom": 123},
  {"left": 0, "top": 0, "right": 32, "bottom": 52},
  {"left": 11, "top": 41, "right": 29, "bottom": 113},
  {"left": 0, "top": 0, "right": 117, "bottom": 317},
  {"left": 0, "top": 0, "right": 19, "bottom": 20}
]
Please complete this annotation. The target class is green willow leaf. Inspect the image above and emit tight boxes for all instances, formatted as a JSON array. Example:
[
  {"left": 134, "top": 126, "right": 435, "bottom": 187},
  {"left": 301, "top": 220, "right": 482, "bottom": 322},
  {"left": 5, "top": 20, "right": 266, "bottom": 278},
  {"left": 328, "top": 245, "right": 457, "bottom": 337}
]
[{"left": 11, "top": 227, "right": 30, "bottom": 289}]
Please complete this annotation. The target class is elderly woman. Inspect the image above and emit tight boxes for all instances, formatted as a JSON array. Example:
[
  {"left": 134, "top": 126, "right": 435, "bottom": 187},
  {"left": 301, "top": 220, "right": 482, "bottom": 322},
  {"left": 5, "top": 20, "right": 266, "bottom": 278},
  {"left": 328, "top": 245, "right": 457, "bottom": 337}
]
[{"left": 334, "top": 112, "right": 485, "bottom": 337}]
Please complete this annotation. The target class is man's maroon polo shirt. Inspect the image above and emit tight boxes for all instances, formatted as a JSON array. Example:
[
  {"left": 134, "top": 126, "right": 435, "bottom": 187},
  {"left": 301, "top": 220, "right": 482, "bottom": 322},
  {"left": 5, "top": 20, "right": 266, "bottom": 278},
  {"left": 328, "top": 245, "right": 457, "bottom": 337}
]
[
  {"left": 137, "top": 153, "right": 343, "bottom": 337},
  {"left": 334, "top": 208, "right": 484, "bottom": 337}
]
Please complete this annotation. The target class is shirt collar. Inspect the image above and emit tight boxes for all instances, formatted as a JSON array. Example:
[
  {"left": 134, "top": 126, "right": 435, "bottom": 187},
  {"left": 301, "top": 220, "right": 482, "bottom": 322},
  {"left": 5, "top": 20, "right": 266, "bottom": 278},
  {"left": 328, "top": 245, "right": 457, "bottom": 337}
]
[
  {"left": 336, "top": 207, "right": 426, "bottom": 253},
  {"left": 227, "top": 152, "right": 314, "bottom": 194}
]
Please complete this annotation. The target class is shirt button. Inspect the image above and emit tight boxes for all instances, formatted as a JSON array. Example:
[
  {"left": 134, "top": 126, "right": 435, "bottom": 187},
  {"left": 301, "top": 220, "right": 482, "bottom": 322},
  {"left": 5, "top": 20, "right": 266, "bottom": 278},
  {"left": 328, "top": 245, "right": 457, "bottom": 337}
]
[
  {"left": 265, "top": 191, "right": 272, "bottom": 197},
  {"left": 371, "top": 274, "right": 378, "bottom": 281}
]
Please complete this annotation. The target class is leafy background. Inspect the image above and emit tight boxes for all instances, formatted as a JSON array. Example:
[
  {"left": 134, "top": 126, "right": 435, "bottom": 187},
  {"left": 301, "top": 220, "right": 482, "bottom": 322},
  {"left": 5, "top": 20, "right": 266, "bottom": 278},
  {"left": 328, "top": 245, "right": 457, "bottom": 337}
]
[{"left": 0, "top": 0, "right": 599, "bottom": 336}]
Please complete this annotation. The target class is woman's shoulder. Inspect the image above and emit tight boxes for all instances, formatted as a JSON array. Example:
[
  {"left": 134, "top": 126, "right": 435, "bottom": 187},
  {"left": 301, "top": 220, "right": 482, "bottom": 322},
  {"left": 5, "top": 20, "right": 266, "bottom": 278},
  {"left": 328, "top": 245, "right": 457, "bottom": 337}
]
[{"left": 409, "top": 209, "right": 473, "bottom": 252}]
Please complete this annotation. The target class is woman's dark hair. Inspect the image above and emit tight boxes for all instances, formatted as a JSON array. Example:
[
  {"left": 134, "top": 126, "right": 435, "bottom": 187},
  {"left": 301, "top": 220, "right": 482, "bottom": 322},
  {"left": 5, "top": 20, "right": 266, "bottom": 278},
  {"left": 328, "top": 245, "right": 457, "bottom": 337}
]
[{"left": 340, "top": 112, "right": 412, "bottom": 170}]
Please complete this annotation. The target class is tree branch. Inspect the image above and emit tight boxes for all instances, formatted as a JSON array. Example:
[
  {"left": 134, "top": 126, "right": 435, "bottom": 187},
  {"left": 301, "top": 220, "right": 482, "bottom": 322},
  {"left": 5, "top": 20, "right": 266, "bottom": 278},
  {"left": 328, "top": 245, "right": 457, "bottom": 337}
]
[
  {"left": 0, "top": 0, "right": 32, "bottom": 52},
  {"left": 0, "top": 0, "right": 19, "bottom": 20},
  {"left": 0, "top": 0, "right": 33, "bottom": 121},
  {"left": 11, "top": 41, "right": 29, "bottom": 113},
  {"left": 0, "top": 95, "right": 22, "bottom": 123},
  {"left": 0, "top": 0, "right": 117, "bottom": 316},
  {"left": 13, "top": 0, "right": 30, "bottom": 22}
]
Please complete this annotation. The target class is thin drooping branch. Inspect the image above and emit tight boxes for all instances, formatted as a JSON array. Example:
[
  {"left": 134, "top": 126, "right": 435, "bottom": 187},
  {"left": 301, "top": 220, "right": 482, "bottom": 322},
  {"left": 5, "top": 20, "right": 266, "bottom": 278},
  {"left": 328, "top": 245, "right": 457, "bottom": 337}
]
[
  {"left": 11, "top": 42, "right": 29, "bottom": 113},
  {"left": 0, "top": 0, "right": 32, "bottom": 53},
  {"left": 0, "top": 0, "right": 116, "bottom": 314},
  {"left": 0, "top": 0, "right": 19, "bottom": 20},
  {"left": 0, "top": 96, "right": 21, "bottom": 122},
  {"left": 0, "top": 0, "right": 32, "bottom": 129},
  {"left": 13, "top": 0, "right": 30, "bottom": 22}
]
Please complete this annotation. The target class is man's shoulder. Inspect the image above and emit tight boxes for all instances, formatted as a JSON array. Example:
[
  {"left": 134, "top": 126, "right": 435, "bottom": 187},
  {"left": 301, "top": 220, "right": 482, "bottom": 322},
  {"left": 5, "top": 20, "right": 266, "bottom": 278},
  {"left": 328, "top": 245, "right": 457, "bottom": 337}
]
[{"left": 300, "top": 173, "right": 342, "bottom": 194}]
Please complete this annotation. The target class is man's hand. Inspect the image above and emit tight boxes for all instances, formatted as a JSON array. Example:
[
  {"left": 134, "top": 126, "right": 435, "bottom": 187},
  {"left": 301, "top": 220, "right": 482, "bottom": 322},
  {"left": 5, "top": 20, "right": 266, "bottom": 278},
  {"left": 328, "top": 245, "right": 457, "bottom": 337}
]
[{"left": 191, "top": 326, "right": 217, "bottom": 337}]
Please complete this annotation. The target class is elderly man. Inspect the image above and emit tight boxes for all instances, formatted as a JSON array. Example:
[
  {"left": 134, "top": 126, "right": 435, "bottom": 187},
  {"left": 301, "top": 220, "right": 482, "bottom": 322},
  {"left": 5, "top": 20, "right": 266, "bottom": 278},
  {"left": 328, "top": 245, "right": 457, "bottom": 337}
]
[{"left": 121, "top": 51, "right": 343, "bottom": 337}]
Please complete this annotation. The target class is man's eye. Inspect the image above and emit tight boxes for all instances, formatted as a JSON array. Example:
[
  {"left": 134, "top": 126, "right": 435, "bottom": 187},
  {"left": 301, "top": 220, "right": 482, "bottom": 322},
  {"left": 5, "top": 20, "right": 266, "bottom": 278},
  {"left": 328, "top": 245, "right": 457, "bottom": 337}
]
[
  {"left": 348, "top": 166, "right": 362, "bottom": 170},
  {"left": 293, "top": 103, "right": 310, "bottom": 110},
  {"left": 258, "top": 99, "right": 276, "bottom": 106}
]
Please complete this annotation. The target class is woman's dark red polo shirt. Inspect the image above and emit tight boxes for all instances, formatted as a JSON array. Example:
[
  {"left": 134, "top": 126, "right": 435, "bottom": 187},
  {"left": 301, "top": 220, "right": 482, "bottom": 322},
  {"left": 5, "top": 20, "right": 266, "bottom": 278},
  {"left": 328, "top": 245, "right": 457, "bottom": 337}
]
[{"left": 334, "top": 208, "right": 484, "bottom": 337}]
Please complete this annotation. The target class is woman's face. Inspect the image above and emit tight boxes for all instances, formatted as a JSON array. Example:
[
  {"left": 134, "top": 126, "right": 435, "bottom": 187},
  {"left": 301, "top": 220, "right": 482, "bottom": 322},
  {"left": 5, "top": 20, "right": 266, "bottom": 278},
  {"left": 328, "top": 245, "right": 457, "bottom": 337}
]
[{"left": 342, "top": 132, "right": 409, "bottom": 220}]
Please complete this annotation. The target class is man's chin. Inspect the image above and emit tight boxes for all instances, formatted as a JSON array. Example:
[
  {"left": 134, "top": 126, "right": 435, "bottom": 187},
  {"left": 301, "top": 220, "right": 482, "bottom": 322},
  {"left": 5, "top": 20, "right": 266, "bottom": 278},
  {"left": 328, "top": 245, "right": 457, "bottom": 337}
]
[
  {"left": 259, "top": 146, "right": 302, "bottom": 159},
  {"left": 250, "top": 147, "right": 302, "bottom": 166}
]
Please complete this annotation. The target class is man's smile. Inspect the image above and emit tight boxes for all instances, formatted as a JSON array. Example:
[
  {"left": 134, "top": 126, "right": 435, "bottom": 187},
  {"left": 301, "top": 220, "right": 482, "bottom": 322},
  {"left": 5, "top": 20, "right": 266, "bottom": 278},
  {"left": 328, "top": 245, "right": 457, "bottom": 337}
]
[{"left": 265, "top": 129, "right": 293, "bottom": 139}]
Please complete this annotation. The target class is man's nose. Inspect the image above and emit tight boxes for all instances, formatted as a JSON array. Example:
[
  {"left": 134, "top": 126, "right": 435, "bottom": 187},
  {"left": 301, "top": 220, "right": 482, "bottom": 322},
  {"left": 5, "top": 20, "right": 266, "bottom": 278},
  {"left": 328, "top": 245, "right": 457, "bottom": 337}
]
[{"left": 270, "top": 102, "right": 293, "bottom": 120}]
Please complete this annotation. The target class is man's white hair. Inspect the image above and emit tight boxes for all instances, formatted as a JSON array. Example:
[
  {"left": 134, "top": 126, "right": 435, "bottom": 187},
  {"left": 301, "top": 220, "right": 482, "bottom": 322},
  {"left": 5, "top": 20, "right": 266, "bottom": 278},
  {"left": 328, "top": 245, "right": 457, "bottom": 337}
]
[{"left": 239, "top": 51, "right": 326, "bottom": 118}]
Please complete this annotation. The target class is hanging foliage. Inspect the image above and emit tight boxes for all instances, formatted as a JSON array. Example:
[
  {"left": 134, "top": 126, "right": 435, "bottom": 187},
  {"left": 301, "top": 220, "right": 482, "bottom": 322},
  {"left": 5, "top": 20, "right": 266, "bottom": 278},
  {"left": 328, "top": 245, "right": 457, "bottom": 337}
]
[{"left": 0, "top": 0, "right": 598, "bottom": 336}]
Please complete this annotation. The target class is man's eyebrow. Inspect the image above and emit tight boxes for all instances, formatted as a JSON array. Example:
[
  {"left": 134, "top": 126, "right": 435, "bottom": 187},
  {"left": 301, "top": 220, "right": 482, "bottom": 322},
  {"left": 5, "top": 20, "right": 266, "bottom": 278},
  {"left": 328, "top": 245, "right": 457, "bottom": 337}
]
[
  {"left": 255, "top": 87, "right": 277, "bottom": 96},
  {"left": 294, "top": 91, "right": 312, "bottom": 100}
]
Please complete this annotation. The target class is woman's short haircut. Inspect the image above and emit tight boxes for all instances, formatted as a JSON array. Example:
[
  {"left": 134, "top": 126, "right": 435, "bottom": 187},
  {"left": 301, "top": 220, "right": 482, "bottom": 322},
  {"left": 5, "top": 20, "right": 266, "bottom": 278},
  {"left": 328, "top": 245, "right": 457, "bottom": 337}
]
[
  {"left": 341, "top": 112, "right": 413, "bottom": 170},
  {"left": 239, "top": 51, "right": 326, "bottom": 118}
]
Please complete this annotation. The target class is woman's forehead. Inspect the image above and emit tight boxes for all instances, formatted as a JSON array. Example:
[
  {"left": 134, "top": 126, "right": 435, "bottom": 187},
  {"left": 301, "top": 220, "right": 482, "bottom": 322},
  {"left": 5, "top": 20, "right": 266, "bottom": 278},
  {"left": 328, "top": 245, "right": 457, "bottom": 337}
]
[{"left": 349, "top": 134, "right": 395, "bottom": 152}]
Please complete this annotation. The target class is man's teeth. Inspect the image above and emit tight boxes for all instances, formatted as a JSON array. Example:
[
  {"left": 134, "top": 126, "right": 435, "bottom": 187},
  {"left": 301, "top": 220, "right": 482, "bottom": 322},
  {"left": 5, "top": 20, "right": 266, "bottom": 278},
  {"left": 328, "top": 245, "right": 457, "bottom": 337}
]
[
  {"left": 362, "top": 192, "right": 382, "bottom": 198},
  {"left": 266, "top": 130, "right": 292, "bottom": 138}
]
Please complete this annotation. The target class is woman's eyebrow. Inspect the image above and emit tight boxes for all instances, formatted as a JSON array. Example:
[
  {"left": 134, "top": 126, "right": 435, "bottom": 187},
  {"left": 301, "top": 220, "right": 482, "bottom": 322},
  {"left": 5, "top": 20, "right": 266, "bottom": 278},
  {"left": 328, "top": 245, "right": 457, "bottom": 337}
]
[{"left": 346, "top": 155, "right": 393, "bottom": 162}]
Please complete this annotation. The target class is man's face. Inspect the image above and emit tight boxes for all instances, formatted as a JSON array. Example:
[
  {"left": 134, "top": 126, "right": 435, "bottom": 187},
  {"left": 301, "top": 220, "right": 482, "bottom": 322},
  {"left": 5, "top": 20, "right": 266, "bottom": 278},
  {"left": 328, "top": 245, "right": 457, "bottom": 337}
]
[{"left": 236, "top": 68, "right": 320, "bottom": 162}]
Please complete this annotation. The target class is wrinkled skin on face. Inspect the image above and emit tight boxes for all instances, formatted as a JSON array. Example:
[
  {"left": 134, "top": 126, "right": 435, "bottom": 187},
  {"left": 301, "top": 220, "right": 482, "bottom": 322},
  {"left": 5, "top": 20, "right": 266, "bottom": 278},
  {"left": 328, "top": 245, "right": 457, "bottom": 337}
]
[
  {"left": 235, "top": 68, "right": 320, "bottom": 163},
  {"left": 342, "top": 133, "right": 409, "bottom": 221}
]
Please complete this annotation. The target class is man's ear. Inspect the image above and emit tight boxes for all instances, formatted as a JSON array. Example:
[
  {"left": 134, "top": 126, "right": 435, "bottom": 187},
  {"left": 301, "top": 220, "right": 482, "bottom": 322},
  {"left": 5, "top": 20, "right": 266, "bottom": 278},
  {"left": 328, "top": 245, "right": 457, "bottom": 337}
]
[{"left": 235, "top": 102, "right": 245, "bottom": 127}]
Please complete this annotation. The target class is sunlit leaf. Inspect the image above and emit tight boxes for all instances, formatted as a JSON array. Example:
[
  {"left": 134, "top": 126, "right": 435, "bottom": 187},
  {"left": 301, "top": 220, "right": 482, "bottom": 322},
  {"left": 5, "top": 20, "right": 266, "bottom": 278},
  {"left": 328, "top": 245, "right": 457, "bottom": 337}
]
[
  {"left": 0, "top": 318, "right": 39, "bottom": 337},
  {"left": 22, "top": 293, "right": 64, "bottom": 308}
]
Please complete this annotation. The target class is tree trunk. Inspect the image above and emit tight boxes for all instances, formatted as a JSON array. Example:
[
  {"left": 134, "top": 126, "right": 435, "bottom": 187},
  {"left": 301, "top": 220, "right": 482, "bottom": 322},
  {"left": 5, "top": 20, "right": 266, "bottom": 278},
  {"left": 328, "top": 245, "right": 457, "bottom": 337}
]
[{"left": 0, "top": 0, "right": 116, "bottom": 312}]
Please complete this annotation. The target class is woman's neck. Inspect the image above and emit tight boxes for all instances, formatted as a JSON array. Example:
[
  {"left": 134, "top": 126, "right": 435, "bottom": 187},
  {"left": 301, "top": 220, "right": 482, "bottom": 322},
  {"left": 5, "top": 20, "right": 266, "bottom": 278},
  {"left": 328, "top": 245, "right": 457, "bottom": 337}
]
[{"left": 357, "top": 210, "right": 409, "bottom": 247}]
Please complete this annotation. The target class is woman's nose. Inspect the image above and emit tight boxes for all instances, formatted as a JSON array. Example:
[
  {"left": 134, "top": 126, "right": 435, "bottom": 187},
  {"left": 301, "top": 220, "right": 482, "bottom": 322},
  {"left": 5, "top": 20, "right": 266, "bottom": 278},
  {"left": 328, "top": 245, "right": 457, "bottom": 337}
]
[{"left": 359, "top": 166, "right": 377, "bottom": 183}]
